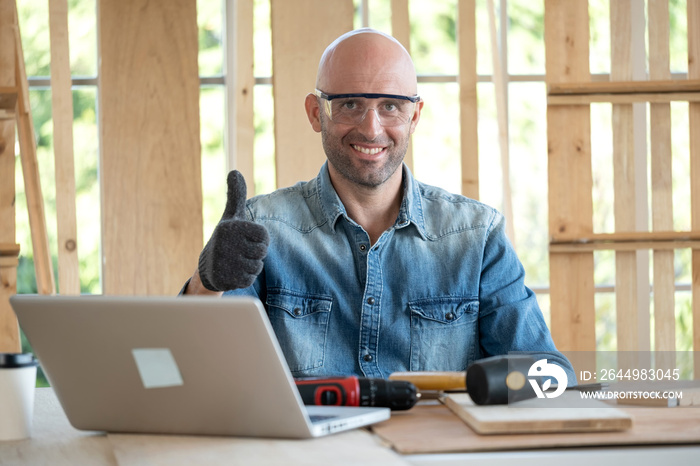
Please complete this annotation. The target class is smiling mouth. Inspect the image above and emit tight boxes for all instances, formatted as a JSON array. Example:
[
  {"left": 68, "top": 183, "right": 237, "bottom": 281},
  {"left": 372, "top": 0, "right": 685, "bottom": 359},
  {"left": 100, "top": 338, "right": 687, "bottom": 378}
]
[{"left": 351, "top": 144, "right": 384, "bottom": 155}]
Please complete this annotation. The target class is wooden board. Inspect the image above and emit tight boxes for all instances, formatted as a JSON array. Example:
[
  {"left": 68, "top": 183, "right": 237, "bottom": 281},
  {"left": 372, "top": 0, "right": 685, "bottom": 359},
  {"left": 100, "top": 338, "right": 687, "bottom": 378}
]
[
  {"left": 611, "top": 0, "right": 641, "bottom": 353},
  {"left": 48, "top": 0, "right": 80, "bottom": 295},
  {"left": 13, "top": 3, "right": 55, "bottom": 296},
  {"left": 689, "top": 0, "right": 700, "bottom": 377},
  {"left": 270, "top": 0, "right": 354, "bottom": 189},
  {"left": 648, "top": 0, "right": 676, "bottom": 358},
  {"left": 227, "top": 0, "right": 255, "bottom": 193},
  {"left": 549, "top": 79, "right": 700, "bottom": 95},
  {"left": 372, "top": 399, "right": 700, "bottom": 454},
  {"left": 1, "top": 0, "right": 21, "bottom": 352},
  {"left": 458, "top": 0, "right": 478, "bottom": 199},
  {"left": 442, "top": 392, "right": 632, "bottom": 435},
  {"left": 98, "top": 0, "right": 203, "bottom": 295},
  {"left": 544, "top": 0, "right": 596, "bottom": 353},
  {"left": 390, "top": 0, "right": 413, "bottom": 172}
]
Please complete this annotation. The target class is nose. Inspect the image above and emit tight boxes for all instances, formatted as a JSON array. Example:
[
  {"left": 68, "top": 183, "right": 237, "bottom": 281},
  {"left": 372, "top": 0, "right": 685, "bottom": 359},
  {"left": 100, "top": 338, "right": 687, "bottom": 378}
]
[{"left": 356, "top": 108, "right": 383, "bottom": 139}]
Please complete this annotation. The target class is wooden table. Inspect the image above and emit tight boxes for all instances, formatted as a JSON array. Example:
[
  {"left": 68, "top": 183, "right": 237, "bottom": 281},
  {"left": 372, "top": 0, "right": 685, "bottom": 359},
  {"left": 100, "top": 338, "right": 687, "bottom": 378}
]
[
  {"left": 1, "top": 388, "right": 700, "bottom": 465},
  {"left": 0, "top": 388, "right": 408, "bottom": 465}
]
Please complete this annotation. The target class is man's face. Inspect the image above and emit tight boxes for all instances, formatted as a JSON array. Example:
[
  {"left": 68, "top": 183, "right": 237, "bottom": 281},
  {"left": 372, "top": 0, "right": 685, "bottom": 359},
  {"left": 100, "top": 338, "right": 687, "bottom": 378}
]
[
  {"left": 306, "top": 31, "right": 423, "bottom": 189},
  {"left": 318, "top": 100, "right": 414, "bottom": 188}
]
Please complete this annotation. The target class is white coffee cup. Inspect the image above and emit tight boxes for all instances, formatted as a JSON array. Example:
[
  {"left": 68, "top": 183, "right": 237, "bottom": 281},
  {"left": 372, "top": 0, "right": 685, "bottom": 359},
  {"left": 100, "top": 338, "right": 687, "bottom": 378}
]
[{"left": 0, "top": 353, "right": 38, "bottom": 441}]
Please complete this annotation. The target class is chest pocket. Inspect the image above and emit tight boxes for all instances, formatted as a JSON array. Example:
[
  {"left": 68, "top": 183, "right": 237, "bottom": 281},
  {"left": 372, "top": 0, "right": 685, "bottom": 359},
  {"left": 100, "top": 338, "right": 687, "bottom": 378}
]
[
  {"left": 266, "top": 289, "right": 332, "bottom": 375},
  {"left": 409, "top": 297, "right": 478, "bottom": 372}
]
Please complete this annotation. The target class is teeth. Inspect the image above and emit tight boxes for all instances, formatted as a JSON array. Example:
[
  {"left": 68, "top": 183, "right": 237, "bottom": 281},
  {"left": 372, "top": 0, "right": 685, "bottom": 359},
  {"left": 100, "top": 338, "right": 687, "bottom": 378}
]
[{"left": 353, "top": 145, "right": 383, "bottom": 155}]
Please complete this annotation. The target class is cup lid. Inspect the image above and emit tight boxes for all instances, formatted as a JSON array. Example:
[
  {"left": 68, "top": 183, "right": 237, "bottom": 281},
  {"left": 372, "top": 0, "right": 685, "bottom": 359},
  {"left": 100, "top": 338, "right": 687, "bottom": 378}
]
[{"left": 0, "top": 353, "right": 38, "bottom": 368}]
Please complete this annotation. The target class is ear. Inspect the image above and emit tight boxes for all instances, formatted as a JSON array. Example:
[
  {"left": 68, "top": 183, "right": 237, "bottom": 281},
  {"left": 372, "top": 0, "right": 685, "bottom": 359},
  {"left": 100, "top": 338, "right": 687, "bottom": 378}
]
[
  {"left": 408, "top": 99, "right": 424, "bottom": 135},
  {"left": 305, "top": 93, "right": 322, "bottom": 133}
]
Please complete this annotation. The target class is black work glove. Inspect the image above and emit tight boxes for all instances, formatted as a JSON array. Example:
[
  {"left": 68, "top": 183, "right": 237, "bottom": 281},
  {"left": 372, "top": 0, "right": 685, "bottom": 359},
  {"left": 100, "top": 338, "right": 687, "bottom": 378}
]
[{"left": 198, "top": 170, "right": 270, "bottom": 291}]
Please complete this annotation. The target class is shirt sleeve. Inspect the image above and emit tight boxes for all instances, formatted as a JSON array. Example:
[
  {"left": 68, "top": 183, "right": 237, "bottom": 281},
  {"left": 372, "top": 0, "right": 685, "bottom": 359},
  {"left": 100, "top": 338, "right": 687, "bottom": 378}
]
[{"left": 476, "top": 212, "right": 577, "bottom": 385}]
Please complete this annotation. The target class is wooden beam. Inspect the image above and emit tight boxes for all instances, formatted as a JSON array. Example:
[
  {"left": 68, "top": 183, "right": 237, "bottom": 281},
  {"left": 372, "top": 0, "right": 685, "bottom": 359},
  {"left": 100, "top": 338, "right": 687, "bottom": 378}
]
[
  {"left": 270, "top": 0, "right": 354, "bottom": 189},
  {"left": 548, "top": 79, "right": 700, "bottom": 105},
  {"left": 611, "top": 0, "right": 640, "bottom": 353},
  {"left": 545, "top": 0, "right": 595, "bottom": 355},
  {"left": 0, "top": 0, "right": 20, "bottom": 353},
  {"left": 99, "top": 0, "right": 203, "bottom": 295},
  {"left": 14, "top": 3, "right": 56, "bottom": 295},
  {"left": 226, "top": 0, "right": 255, "bottom": 194},
  {"left": 458, "top": 0, "right": 479, "bottom": 200},
  {"left": 391, "top": 0, "right": 413, "bottom": 171},
  {"left": 649, "top": 0, "right": 676, "bottom": 359},
  {"left": 48, "top": 0, "right": 80, "bottom": 295},
  {"left": 487, "top": 0, "right": 514, "bottom": 242},
  {"left": 551, "top": 230, "right": 700, "bottom": 244},
  {"left": 548, "top": 79, "right": 700, "bottom": 95},
  {"left": 688, "top": 0, "right": 700, "bottom": 377},
  {"left": 550, "top": 241, "right": 700, "bottom": 253}
]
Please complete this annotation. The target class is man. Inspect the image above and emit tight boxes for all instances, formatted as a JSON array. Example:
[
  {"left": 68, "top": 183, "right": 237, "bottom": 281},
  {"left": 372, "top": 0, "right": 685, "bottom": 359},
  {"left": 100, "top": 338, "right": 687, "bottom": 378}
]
[{"left": 184, "top": 28, "right": 574, "bottom": 381}]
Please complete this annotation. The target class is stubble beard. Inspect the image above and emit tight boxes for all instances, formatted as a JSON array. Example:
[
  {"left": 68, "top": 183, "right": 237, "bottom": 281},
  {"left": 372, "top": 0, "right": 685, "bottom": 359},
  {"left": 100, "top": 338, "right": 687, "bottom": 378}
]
[{"left": 320, "top": 116, "right": 409, "bottom": 188}]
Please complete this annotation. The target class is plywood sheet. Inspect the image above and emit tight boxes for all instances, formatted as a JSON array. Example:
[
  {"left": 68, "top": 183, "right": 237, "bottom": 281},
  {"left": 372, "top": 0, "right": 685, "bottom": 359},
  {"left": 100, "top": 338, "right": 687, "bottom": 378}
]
[
  {"left": 99, "top": 0, "right": 202, "bottom": 295},
  {"left": 372, "top": 399, "right": 700, "bottom": 454},
  {"left": 443, "top": 392, "right": 632, "bottom": 435}
]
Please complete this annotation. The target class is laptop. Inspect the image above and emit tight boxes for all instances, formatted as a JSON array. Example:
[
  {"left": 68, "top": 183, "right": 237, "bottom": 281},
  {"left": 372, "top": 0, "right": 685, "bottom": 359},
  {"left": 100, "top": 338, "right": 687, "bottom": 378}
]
[{"left": 10, "top": 294, "right": 390, "bottom": 438}]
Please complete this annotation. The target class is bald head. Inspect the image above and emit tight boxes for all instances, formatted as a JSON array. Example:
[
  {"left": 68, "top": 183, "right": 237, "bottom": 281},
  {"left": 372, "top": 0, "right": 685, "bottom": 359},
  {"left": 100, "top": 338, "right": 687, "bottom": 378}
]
[{"left": 316, "top": 29, "right": 418, "bottom": 96}]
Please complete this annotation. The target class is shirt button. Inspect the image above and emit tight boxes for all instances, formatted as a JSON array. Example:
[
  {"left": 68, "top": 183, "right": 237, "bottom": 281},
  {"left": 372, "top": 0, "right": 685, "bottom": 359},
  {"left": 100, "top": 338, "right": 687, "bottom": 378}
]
[
  {"left": 366, "top": 297, "right": 375, "bottom": 305},
  {"left": 293, "top": 308, "right": 302, "bottom": 316},
  {"left": 445, "top": 312, "right": 454, "bottom": 321},
  {"left": 363, "top": 354, "right": 373, "bottom": 362},
  {"left": 359, "top": 244, "right": 367, "bottom": 251}
]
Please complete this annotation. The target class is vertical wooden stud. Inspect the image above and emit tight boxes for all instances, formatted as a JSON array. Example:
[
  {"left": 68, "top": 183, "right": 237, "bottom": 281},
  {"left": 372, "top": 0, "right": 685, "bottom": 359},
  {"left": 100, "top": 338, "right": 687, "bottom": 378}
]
[
  {"left": 390, "top": 0, "right": 413, "bottom": 172},
  {"left": 227, "top": 0, "right": 255, "bottom": 194},
  {"left": 545, "top": 0, "right": 596, "bottom": 355},
  {"left": 48, "top": 0, "right": 80, "bottom": 295},
  {"left": 610, "top": 0, "right": 639, "bottom": 352},
  {"left": 688, "top": 0, "right": 700, "bottom": 377},
  {"left": 487, "top": 0, "right": 514, "bottom": 241},
  {"left": 648, "top": 0, "right": 676, "bottom": 364},
  {"left": 458, "top": 0, "right": 479, "bottom": 200},
  {"left": 0, "top": 0, "right": 20, "bottom": 352}
]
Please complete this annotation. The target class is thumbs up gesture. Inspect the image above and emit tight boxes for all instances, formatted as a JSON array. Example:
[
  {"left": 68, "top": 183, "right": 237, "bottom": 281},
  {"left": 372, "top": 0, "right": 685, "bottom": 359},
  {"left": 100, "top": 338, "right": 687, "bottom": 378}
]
[{"left": 197, "top": 171, "right": 270, "bottom": 291}]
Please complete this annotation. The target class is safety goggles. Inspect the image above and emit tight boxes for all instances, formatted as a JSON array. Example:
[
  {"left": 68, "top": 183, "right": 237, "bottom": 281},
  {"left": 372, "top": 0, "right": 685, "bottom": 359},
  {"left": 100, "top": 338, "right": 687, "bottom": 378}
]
[{"left": 315, "top": 89, "right": 420, "bottom": 127}]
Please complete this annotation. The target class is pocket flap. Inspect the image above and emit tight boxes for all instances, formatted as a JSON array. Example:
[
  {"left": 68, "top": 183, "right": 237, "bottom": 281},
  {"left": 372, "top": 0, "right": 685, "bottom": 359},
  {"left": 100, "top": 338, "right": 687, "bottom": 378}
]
[
  {"left": 409, "top": 297, "right": 477, "bottom": 324},
  {"left": 266, "top": 290, "right": 332, "bottom": 318}
]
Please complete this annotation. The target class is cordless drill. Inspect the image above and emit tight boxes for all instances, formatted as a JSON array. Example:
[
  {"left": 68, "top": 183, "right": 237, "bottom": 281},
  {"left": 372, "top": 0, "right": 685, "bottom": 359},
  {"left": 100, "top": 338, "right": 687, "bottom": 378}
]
[{"left": 295, "top": 376, "right": 418, "bottom": 411}]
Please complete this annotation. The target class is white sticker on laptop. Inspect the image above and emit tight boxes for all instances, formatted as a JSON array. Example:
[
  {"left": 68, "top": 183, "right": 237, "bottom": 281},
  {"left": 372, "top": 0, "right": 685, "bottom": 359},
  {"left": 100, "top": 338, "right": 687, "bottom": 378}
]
[{"left": 131, "top": 348, "right": 184, "bottom": 389}]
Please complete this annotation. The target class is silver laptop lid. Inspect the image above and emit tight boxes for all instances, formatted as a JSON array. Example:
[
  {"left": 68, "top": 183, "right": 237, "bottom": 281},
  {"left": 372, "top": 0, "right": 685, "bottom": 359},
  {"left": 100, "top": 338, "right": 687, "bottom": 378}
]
[{"left": 11, "top": 294, "right": 388, "bottom": 438}]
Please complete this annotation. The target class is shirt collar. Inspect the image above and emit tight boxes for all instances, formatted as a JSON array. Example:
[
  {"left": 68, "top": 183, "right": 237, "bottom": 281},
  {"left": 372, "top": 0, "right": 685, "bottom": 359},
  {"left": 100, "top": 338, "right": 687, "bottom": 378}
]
[{"left": 315, "top": 162, "right": 427, "bottom": 239}]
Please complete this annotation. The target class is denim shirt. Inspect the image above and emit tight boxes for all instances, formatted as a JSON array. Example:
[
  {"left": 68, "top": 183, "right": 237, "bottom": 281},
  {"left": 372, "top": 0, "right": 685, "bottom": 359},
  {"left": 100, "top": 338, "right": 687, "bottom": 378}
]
[{"left": 225, "top": 162, "right": 575, "bottom": 382}]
